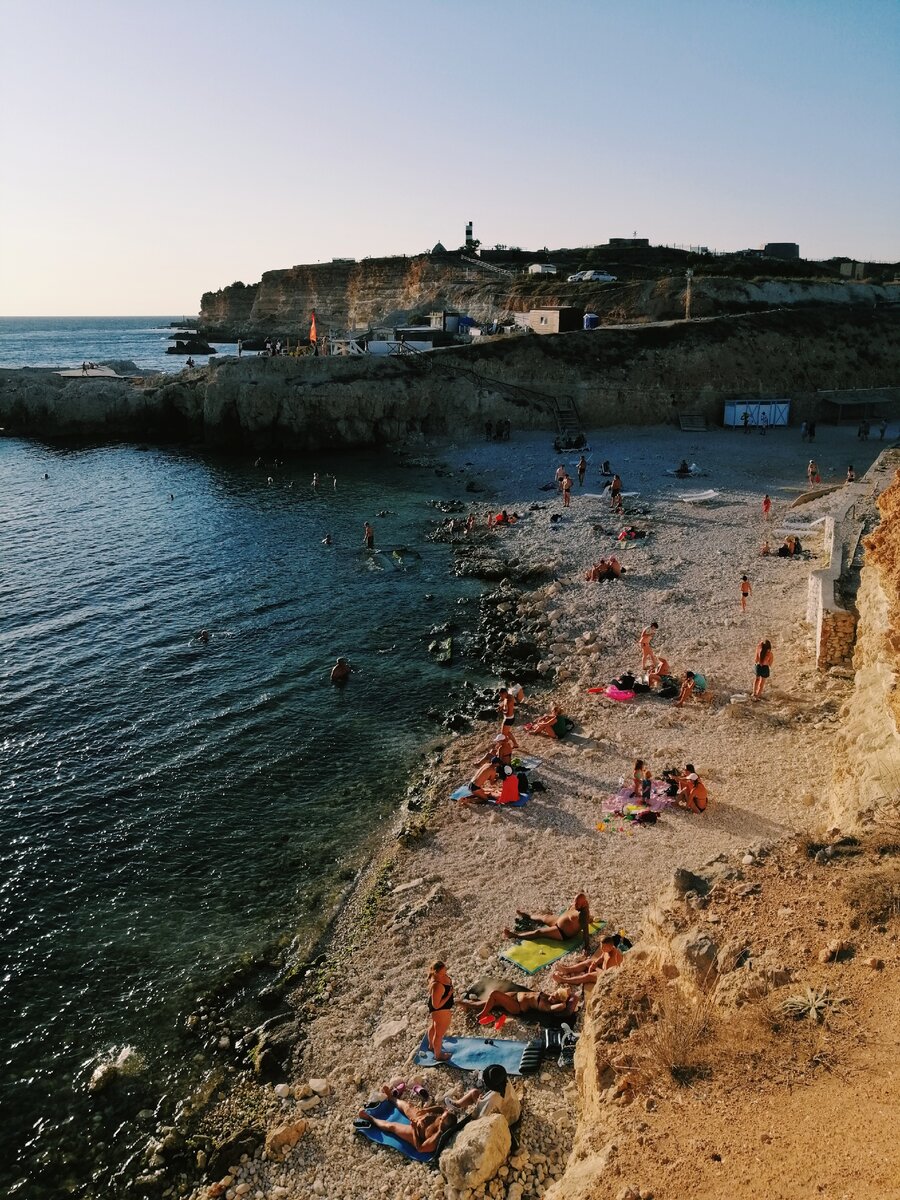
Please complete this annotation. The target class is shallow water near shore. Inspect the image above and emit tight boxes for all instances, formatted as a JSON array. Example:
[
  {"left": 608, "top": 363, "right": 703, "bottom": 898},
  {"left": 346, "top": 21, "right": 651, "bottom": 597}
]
[{"left": 0, "top": 438, "right": 479, "bottom": 1191}]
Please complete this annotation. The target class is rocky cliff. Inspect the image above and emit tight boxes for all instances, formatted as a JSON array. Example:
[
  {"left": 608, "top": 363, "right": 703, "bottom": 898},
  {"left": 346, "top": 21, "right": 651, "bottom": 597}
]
[
  {"left": 3, "top": 307, "right": 899, "bottom": 446},
  {"left": 200, "top": 255, "right": 899, "bottom": 341}
]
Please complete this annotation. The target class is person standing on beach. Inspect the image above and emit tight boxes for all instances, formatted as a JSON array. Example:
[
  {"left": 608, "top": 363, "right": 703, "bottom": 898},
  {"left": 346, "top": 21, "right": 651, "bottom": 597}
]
[
  {"left": 609, "top": 474, "right": 623, "bottom": 510},
  {"left": 762, "top": 494, "right": 772, "bottom": 520},
  {"left": 753, "top": 639, "right": 774, "bottom": 700},
  {"left": 800, "top": 421, "right": 808, "bottom": 441},
  {"left": 577, "top": 455, "right": 587, "bottom": 486},
  {"left": 638, "top": 622, "right": 659, "bottom": 671},
  {"left": 562, "top": 472, "right": 572, "bottom": 507},
  {"left": 237, "top": 337, "right": 243, "bottom": 358},
  {"left": 759, "top": 412, "right": 768, "bottom": 436},
  {"left": 555, "top": 463, "right": 566, "bottom": 492},
  {"left": 846, "top": 465, "right": 856, "bottom": 483},
  {"left": 740, "top": 575, "right": 752, "bottom": 612},
  {"left": 363, "top": 521, "right": 375, "bottom": 550},
  {"left": 426, "top": 962, "right": 454, "bottom": 1062},
  {"left": 880, "top": 418, "right": 888, "bottom": 440},
  {"left": 498, "top": 687, "right": 518, "bottom": 748},
  {"left": 741, "top": 410, "right": 750, "bottom": 434},
  {"left": 807, "top": 460, "right": 818, "bottom": 487}
]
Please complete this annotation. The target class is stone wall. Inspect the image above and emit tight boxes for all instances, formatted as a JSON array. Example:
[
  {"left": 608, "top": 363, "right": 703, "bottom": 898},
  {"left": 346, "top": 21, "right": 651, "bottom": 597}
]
[{"left": 806, "top": 515, "right": 860, "bottom": 670}]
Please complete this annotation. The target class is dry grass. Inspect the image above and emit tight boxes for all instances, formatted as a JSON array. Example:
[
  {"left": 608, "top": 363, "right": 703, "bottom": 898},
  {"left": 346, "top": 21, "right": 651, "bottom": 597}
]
[
  {"left": 636, "top": 984, "right": 718, "bottom": 1087},
  {"left": 844, "top": 864, "right": 900, "bottom": 926}
]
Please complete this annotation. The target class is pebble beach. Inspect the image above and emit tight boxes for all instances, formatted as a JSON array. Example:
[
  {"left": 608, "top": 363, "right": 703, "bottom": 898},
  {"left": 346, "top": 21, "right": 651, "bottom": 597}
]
[{"left": 190, "top": 421, "right": 887, "bottom": 1200}]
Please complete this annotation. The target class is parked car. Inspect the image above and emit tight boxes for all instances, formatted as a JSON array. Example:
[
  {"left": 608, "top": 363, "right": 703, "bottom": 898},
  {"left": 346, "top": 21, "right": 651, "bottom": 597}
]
[{"left": 575, "top": 270, "right": 618, "bottom": 283}]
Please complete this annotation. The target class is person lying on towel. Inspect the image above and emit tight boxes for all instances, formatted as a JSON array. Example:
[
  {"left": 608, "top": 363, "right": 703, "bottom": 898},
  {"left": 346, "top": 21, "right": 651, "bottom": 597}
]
[
  {"left": 460, "top": 986, "right": 579, "bottom": 1025},
  {"left": 552, "top": 936, "right": 625, "bottom": 986},
  {"left": 503, "top": 893, "right": 591, "bottom": 947},
  {"left": 357, "top": 1093, "right": 457, "bottom": 1153}
]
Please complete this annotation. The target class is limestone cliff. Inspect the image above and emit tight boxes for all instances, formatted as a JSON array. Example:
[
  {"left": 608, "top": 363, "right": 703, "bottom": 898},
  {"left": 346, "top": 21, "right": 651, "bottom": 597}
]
[
  {"left": 199, "top": 253, "right": 899, "bottom": 340},
  {"left": 830, "top": 463, "right": 900, "bottom": 827},
  {"left": 3, "top": 307, "right": 899, "bottom": 445}
]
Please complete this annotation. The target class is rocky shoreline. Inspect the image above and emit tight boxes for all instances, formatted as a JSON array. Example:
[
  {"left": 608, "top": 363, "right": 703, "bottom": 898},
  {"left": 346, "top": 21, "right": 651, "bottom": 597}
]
[{"left": 65, "top": 423, "right": 890, "bottom": 1200}]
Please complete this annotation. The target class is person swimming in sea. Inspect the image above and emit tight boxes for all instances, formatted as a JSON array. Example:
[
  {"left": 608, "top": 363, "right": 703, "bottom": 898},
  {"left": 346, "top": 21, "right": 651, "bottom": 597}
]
[
  {"left": 195, "top": 630, "right": 210, "bottom": 644},
  {"left": 330, "top": 656, "right": 352, "bottom": 683},
  {"left": 322, "top": 533, "right": 332, "bottom": 545}
]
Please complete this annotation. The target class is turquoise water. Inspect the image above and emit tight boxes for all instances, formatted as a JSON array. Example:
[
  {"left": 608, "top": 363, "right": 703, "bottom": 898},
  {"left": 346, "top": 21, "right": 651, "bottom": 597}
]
[
  {"left": 0, "top": 316, "right": 225, "bottom": 373},
  {"left": 0, "top": 437, "right": 477, "bottom": 1193}
]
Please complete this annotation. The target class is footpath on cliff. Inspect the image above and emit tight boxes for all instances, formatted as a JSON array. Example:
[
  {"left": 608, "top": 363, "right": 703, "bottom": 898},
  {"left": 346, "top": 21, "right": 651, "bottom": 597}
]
[{"left": 186, "top": 423, "right": 892, "bottom": 1200}]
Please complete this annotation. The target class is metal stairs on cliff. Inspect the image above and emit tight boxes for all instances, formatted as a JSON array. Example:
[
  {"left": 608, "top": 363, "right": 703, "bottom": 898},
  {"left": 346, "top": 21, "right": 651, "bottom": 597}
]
[{"left": 458, "top": 255, "right": 517, "bottom": 281}]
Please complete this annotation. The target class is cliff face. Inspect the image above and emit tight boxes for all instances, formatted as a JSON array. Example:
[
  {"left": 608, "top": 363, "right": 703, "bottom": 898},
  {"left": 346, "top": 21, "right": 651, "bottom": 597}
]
[
  {"left": 3, "top": 308, "right": 899, "bottom": 445},
  {"left": 199, "top": 255, "right": 899, "bottom": 340},
  {"left": 830, "top": 462, "right": 900, "bottom": 828}
]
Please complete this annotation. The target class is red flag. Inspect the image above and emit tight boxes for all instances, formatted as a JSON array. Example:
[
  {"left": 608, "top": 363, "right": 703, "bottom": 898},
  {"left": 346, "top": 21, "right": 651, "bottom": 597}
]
[{"left": 309, "top": 311, "right": 317, "bottom": 344}]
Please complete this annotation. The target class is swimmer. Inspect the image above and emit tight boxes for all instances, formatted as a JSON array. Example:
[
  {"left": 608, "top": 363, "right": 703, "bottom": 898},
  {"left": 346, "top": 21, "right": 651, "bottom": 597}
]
[
  {"left": 312, "top": 473, "right": 319, "bottom": 488},
  {"left": 168, "top": 493, "right": 174, "bottom": 501},
  {"left": 195, "top": 630, "right": 210, "bottom": 644},
  {"left": 363, "top": 521, "right": 375, "bottom": 550},
  {"left": 322, "top": 533, "right": 332, "bottom": 545},
  {"left": 43, "top": 473, "right": 49, "bottom": 480},
  {"left": 330, "top": 656, "right": 352, "bottom": 684},
  {"left": 740, "top": 575, "right": 752, "bottom": 612},
  {"left": 267, "top": 477, "right": 274, "bottom": 485},
  {"left": 577, "top": 455, "right": 587, "bottom": 486}
]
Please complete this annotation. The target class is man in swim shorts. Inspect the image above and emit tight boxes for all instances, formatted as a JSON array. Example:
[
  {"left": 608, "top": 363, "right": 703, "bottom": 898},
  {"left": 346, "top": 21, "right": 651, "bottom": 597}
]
[
  {"left": 363, "top": 521, "right": 375, "bottom": 550},
  {"left": 498, "top": 687, "right": 518, "bottom": 748},
  {"left": 460, "top": 758, "right": 500, "bottom": 806}
]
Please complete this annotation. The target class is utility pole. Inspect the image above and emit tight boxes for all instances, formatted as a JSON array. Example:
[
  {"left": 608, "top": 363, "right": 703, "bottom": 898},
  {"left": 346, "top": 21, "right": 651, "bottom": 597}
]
[{"left": 684, "top": 268, "right": 693, "bottom": 321}]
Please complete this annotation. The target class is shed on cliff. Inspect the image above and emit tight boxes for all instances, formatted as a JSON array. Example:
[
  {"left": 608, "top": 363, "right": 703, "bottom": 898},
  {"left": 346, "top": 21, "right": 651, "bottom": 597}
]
[{"left": 528, "top": 306, "right": 582, "bottom": 335}]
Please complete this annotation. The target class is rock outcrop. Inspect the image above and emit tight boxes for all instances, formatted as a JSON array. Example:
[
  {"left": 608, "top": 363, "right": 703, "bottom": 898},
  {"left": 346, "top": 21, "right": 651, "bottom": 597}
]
[
  {"left": 3, "top": 306, "right": 899, "bottom": 446},
  {"left": 200, "top": 253, "right": 900, "bottom": 341}
]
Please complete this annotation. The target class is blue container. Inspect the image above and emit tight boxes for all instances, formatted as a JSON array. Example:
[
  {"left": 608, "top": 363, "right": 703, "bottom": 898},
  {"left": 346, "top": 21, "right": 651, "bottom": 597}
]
[{"left": 583, "top": 313, "right": 599, "bottom": 330}]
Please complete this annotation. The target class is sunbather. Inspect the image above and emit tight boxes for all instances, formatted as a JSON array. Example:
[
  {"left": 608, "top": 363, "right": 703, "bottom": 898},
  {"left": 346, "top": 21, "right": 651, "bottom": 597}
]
[
  {"left": 453, "top": 1064, "right": 521, "bottom": 1124},
  {"left": 526, "top": 702, "right": 570, "bottom": 738},
  {"left": 503, "top": 893, "right": 591, "bottom": 947},
  {"left": 674, "top": 670, "right": 696, "bottom": 706},
  {"left": 460, "top": 985, "right": 578, "bottom": 1024},
  {"left": 552, "top": 937, "right": 624, "bottom": 985},
  {"left": 359, "top": 1093, "right": 457, "bottom": 1153}
]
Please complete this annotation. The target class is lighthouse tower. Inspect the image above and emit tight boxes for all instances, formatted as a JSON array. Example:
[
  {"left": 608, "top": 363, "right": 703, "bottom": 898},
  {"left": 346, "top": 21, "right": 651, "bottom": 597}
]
[{"left": 465, "top": 221, "right": 475, "bottom": 251}]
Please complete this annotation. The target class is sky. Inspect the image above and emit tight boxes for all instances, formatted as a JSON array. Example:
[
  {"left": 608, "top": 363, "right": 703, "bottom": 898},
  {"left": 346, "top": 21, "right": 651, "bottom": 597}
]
[{"left": 0, "top": 0, "right": 898, "bottom": 315}]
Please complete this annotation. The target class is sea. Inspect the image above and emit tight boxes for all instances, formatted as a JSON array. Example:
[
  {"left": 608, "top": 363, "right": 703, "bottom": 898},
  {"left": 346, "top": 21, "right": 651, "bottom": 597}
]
[
  {"left": 0, "top": 320, "right": 481, "bottom": 1195},
  {"left": 0, "top": 315, "right": 227, "bottom": 374}
]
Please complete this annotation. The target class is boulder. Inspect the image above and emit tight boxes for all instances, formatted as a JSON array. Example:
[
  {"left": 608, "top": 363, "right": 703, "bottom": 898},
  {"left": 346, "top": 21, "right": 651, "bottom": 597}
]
[
  {"left": 439, "top": 1114, "right": 511, "bottom": 1189},
  {"left": 264, "top": 1119, "right": 308, "bottom": 1162},
  {"left": 206, "top": 1126, "right": 263, "bottom": 1177},
  {"left": 374, "top": 1017, "right": 409, "bottom": 1047},
  {"left": 679, "top": 933, "right": 719, "bottom": 983}
]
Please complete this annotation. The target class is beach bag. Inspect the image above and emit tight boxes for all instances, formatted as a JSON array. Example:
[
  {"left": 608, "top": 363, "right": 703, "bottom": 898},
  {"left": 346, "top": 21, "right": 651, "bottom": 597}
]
[
  {"left": 497, "top": 775, "right": 520, "bottom": 804},
  {"left": 659, "top": 685, "right": 678, "bottom": 699}
]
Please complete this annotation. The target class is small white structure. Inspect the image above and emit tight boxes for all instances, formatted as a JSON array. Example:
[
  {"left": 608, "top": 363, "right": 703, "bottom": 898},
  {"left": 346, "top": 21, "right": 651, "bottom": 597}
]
[
  {"left": 527, "top": 263, "right": 557, "bottom": 276},
  {"left": 723, "top": 400, "right": 790, "bottom": 428}
]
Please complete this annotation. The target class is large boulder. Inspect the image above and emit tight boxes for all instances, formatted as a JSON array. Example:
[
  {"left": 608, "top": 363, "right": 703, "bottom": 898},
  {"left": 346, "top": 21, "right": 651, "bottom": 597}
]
[{"left": 439, "top": 1114, "right": 511, "bottom": 1189}]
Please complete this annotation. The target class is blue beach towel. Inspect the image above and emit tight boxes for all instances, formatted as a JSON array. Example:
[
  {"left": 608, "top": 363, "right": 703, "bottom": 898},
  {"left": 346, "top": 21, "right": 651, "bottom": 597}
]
[
  {"left": 414, "top": 1033, "right": 528, "bottom": 1075},
  {"left": 355, "top": 1099, "right": 434, "bottom": 1163},
  {"left": 449, "top": 785, "right": 529, "bottom": 808}
]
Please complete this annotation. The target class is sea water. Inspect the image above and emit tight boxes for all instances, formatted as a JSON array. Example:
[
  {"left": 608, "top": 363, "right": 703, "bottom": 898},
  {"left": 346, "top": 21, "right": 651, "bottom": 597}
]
[
  {"left": 0, "top": 316, "right": 227, "bottom": 373},
  {"left": 0, "top": 437, "right": 477, "bottom": 1193}
]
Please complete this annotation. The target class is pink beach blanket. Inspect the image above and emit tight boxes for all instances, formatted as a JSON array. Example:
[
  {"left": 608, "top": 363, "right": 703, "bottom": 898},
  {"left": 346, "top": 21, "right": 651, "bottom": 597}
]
[{"left": 602, "top": 782, "right": 676, "bottom": 815}]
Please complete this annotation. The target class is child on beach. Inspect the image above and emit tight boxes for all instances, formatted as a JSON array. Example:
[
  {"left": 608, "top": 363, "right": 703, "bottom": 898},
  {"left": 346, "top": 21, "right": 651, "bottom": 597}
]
[
  {"left": 641, "top": 765, "right": 653, "bottom": 804},
  {"left": 762, "top": 494, "right": 772, "bottom": 520},
  {"left": 632, "top": 759, "right": 645, "bottom": 799},
  {"left": 562, "top": 472, "right": 572, "bottom": 507},
  {"left": 740, "top": 575, "right": 752, "bottom": 611},
  {"left": 426, "top": 962, "right": 454, "bottom": 1062}
]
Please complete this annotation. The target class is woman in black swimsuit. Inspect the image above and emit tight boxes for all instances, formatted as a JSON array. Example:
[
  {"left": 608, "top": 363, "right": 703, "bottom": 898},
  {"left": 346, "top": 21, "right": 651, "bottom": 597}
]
[{"left": 427, "top": 961, "right": 454, "bottom": 1062}]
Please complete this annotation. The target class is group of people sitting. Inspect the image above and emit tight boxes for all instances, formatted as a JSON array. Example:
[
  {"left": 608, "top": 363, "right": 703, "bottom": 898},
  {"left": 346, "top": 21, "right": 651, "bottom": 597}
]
[
  {"left": 584, "top": 555, "right": 625, "bottom": 581},
  {"left": 634, "top": 761, "right": 709, "bottom": 813},
  {"left": 358, "top": 1063, "right": 520, "bottom": 1154},
  {"left": 607, "top": 661, "right": 706, "bottom": 705}
]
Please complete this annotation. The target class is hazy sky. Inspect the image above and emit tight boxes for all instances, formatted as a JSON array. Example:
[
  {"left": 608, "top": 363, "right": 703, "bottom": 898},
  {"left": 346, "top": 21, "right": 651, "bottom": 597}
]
[{"left": 1, "top": 0, "right": 898, "bottom": 315}]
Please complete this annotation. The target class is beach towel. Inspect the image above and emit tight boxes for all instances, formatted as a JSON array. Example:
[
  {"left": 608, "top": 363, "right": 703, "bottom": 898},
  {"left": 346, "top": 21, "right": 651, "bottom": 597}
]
[
  {"left": 414, "top": 1033, "right": 529, "bottom": 1075},
  {"left": 450, "top": 784, "right": 529, "bottom": 807},
  {"left": 602, "top": 783, "right": 676, "bottom": 815},
  {"left": 500, "top": 921, "right": 604, "bottom": 975},
  {"left": 355, "top": 1099, "right": 435, "bottom": 1163}
]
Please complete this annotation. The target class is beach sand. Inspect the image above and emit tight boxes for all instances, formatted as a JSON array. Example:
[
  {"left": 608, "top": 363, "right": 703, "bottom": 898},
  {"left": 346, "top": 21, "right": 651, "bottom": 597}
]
[{"left": 194, "top": 422, "right": 885, "bottom": 1200}]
